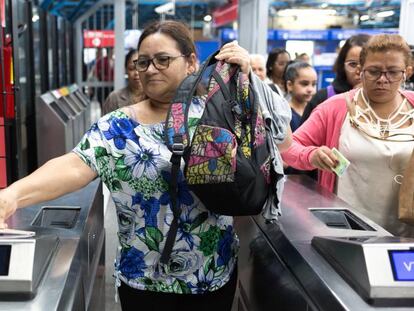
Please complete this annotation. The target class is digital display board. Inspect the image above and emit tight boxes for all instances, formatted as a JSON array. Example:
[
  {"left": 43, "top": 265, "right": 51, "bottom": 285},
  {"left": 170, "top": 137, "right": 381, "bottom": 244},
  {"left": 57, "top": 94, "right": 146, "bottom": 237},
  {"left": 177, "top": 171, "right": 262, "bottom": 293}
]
[
  {"left": 0, "top": 245, "right": 11, "bottom": 276},
  {"left": 389, "top": 250, "right": 414, "bottom": 281}
]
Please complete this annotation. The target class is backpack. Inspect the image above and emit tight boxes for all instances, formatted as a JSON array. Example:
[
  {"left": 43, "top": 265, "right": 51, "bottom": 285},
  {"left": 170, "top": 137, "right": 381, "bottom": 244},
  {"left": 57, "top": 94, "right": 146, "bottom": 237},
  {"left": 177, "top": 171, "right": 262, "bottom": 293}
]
[{"left": 160, "top": 50, "right": 275, "bottom": 264}]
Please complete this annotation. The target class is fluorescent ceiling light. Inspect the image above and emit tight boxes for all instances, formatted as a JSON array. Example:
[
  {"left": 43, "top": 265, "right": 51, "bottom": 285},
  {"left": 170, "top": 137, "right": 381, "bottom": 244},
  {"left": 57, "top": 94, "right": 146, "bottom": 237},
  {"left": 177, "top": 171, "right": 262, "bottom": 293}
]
[
  {"left": 360, "top": 15, "right": 370, "bottom": 21},
  {"left": 277, "top": 9, "right": 337, "bottom": 17},
  {"left": 204, "top": 15, "right": 212, "bottom": 22},
  {"left": 376, "top": 10, "right": 395, "bottom": 18}
]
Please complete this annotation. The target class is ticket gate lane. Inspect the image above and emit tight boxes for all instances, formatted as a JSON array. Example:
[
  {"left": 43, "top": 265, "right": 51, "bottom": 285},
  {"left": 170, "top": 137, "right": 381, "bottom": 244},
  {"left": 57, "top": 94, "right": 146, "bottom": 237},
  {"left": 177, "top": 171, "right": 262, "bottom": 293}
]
[
  {"left": 236, "top": 175, "right": 414, "bottom": 311},
  {"left": 0, "top": 180, "right": 104, "bottom": 310}
]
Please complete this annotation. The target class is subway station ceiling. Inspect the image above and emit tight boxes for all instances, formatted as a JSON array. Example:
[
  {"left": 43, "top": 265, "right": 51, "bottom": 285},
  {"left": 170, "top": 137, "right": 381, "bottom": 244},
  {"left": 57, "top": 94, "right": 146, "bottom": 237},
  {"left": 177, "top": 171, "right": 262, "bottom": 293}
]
[{"left": 39, "top": 0, "right": 402, "bottom": 28}]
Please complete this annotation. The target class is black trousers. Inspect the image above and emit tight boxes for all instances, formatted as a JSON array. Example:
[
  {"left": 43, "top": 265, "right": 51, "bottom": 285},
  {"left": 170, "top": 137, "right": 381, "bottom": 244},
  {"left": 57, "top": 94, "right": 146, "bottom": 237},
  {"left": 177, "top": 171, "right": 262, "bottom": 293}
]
[{"left": 118, "top": 267, "right": 237, "bottom": 311}]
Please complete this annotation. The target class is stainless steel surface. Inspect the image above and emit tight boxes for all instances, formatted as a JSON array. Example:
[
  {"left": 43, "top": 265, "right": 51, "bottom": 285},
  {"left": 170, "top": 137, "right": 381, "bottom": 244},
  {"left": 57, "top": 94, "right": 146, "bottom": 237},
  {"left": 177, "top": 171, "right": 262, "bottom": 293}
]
[
  {"left": 0, "top": 236, "right": 58, "bottom": 295},
  {"left": 236, "top": 175, "right": 414, "bottom": 311},
  {"left": 36, "top": 92, "right": 74, "bottom": 166},
  {"left": 0, "top": 180, "right": 104, "bottom": 311},
  {"left": 312, "top": 235, "right": 414, "bottom": 302},
  {"left": 36, "top": 85, "right": 90, "bottom": 166}
]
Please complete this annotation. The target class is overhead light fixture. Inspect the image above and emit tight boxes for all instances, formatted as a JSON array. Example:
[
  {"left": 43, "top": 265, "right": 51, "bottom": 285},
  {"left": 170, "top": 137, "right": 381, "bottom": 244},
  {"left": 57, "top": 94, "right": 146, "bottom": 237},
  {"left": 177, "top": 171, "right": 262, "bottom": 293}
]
[
  {"left": 277, "top": 9, "right": 337, "bottom": 17},
  {"left": 155, "top": 1, "right": 175, "bottom": 15},
  {"left": 203, "top": 15, "right": 212, "bottom": 22},
  {"left": 360, "top": 15, "right": 370, "bottom": 21},
  {"left": 376, "top": 10, "right": 395, "bottom": 18}
]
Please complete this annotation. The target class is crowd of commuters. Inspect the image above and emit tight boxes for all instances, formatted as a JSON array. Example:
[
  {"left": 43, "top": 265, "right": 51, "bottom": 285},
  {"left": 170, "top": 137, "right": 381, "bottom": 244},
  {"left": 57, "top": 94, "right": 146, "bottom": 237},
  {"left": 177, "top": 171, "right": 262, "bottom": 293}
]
[{"left": 1, "top": 17, "right": 414, "bottom": 311}]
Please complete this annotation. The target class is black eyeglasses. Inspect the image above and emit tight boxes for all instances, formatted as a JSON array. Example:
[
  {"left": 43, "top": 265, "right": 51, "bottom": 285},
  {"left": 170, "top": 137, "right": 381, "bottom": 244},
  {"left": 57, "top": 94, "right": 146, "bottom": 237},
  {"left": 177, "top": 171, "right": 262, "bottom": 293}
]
[
  {"left": 363, "top": 69, "right": 406, "bottom": 82},
  {"left": 133, "top": 55, "right": 185, "bottom": 72}
]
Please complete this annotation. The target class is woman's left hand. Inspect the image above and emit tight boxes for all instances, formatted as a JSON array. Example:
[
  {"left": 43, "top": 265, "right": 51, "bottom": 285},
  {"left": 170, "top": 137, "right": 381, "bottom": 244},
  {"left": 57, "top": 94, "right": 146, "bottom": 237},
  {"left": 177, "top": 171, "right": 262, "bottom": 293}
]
[{"left": 215, "top": 41, "right": 251, "bottom": 75}]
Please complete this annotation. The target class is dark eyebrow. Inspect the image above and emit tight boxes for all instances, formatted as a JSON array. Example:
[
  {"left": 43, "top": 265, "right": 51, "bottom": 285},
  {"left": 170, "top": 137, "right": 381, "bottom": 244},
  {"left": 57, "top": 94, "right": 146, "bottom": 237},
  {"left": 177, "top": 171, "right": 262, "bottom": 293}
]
[{"left": 138, "top": 52, "right": 176, "bottom": 58}]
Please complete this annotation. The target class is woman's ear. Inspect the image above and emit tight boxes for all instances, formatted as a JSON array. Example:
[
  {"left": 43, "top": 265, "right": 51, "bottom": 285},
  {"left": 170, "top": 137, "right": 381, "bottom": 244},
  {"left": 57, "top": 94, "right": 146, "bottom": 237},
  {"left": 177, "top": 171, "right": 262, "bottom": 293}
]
[
  {"left": 286, "top": 80, "right": 293, "bottom": 93},
  {"left": 406, "top": 65, "right": 413, "bottom": 80},
  {"left": 187, "top": 53, "right": 198, "bottom": 75}
]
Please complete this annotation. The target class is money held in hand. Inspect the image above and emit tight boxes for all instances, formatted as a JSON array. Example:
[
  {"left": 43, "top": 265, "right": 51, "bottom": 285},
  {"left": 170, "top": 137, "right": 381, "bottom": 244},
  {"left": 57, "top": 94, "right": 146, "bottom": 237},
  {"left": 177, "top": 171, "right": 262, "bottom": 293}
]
[{"left": 332, "top": 147, "right": 350, "bottom": 177}]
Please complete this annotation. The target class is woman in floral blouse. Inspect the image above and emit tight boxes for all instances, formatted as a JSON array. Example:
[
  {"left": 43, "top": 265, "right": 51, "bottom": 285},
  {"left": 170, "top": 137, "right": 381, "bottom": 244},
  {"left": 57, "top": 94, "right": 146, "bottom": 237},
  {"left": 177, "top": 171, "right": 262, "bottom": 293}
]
[{"left": 0, "top": 21, "right": 291, "bottom": 310}]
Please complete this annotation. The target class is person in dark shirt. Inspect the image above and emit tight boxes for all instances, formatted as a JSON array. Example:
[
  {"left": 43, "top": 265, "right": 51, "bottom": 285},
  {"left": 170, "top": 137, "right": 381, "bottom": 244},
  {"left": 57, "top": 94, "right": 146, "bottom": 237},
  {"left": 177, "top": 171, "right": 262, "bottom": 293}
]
[
  {"left": 285, "top": 61, "right": 317, "bottom": 132},
  {"left": 283, "top": 61, "right": 317, "bottom": 175},
  {"left": 301, "top": 34, "right": 371, "bottom": 123}
]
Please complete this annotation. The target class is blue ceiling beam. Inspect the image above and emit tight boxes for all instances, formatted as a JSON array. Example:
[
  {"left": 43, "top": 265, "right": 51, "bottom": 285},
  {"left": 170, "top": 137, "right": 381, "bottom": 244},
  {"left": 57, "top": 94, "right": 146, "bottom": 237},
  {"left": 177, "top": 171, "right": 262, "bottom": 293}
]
[
  {"left": 68, "top": 0, "right": 97, "bottom": 21},
  {"left": 40, "top": 0, "right": 57, "bottom": 10}
]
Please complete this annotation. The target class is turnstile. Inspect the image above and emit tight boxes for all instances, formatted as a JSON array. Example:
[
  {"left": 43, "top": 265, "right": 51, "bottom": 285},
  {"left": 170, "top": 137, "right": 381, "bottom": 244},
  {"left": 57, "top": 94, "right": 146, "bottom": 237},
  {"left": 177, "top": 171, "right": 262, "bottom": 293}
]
[
  {"left": 236, "top": 175, "right": 414, "bottom": 311},
  {"left": 36, "top": 85, "right": 91, "bottom": 166},
  {"left": 0, "top": 180, "right": 104, "bottom": 310},
  {"left": 36, "top": 92, "right": 74, "bottom": 165},
  {"left": 0, "top": 234, "right": 58, "bottom": 298}
]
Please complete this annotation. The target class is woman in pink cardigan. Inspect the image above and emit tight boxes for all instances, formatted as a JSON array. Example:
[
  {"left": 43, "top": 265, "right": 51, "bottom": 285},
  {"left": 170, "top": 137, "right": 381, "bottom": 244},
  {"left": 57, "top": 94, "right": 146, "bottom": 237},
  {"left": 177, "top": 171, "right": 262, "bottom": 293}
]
[{"left": 282, "top": 34, "right": 414, "bottom": 236}]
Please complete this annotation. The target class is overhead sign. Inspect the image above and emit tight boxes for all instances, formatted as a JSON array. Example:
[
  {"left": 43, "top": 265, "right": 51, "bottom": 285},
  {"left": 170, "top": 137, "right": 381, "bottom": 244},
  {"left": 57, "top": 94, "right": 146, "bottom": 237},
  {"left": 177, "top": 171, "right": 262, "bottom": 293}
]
[
  {"left": 83, "top": 30, "right": 115, "bottom": 48},
  {"left": 276, "top": 30, "right": 330, "bottom": 41},
  {"left": 330, "top": 28, "right": 398, "bottom": 40},
  {"left": 213, "top": 0, "right": 238, "bottom": 28}
]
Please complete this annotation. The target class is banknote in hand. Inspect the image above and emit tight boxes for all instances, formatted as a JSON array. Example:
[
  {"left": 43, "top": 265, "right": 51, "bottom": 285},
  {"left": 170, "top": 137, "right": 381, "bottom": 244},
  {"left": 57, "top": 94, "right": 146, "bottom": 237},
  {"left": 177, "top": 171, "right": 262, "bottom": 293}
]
[{"left": 332, "top": 147, "right": 350, "bottom": 177}]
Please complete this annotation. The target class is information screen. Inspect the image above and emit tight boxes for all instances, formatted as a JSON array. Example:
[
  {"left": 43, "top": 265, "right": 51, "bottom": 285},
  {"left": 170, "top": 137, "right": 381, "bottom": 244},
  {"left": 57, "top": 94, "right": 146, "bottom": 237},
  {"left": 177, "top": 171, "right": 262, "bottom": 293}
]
[
  {"left": 0, "top": 245, "right": 11, "bottom": 276},
  {"left": 389, "top": 250, "right": 414, "bottom": 281}
]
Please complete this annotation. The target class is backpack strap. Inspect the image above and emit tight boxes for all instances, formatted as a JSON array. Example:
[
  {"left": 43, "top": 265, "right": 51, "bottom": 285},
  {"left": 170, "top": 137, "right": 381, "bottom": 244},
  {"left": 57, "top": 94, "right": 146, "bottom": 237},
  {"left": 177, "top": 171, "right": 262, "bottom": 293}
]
[
  {"left": 159, "top": 136, "right": 183, "bottom": 265},
  {"left": 326, "top": 84, "right": 336, "bottom": 98},
  {"left": 268, "top": 83, "right": 280, "bottom": 95}
]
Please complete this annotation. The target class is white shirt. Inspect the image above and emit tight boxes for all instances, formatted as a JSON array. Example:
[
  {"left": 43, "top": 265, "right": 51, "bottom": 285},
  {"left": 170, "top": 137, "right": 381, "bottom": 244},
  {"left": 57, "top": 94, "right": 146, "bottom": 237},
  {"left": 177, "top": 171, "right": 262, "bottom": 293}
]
[{"left": 336, "top": 114, "right": 414, "bottom": 237}]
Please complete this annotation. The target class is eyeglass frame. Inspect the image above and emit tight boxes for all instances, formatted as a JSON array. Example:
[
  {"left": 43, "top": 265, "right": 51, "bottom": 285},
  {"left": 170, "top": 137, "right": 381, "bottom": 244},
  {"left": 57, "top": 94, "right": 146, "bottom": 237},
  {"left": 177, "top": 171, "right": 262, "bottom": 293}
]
[
  {"left": 344, "top": 60, "right": 360, "bottom": 72},
  {"left": 133, "top": 54, "right": 186, "bottom": 72},
  {"left": 362, "top": 68, "right": 406, "bottom": 82}
]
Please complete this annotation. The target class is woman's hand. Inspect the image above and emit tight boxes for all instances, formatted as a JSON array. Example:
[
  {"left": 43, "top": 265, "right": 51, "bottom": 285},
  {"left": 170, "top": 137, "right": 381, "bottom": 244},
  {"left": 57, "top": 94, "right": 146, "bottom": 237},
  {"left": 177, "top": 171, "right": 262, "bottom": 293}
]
[
  {"left": 310, "top": 146, "right": 339, "bottom": 172},
  {"left": 215, "top": 41, "right": 251, "bottom": 74},
  {"left": 0, "top": 189, "right": 18, "bottom": 228}
]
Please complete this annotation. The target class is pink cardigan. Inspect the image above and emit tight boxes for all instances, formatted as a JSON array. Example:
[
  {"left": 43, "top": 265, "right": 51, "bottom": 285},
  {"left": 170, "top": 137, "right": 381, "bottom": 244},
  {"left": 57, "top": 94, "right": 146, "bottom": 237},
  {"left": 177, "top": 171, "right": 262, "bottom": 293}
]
[{"left": 282, "top": 88, "right": 414, "bottom": 192}]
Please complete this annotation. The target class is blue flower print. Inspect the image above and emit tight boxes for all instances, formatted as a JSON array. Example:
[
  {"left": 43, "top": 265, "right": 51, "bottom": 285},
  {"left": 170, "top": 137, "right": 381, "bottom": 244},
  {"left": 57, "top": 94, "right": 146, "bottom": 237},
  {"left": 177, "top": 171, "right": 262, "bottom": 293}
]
[
  {"left": 177, "top": 207, "right": 208, "bottom": 250},
  {"left": 124, "top": 139, "right": 160, "bottom": 180},
  {"left": 140, "top": 197, "right": 160, "bottom": 227},
  {"left": 194, "top": 267, "right": 215, "bottom": 294},
  {"left": 131, "top": 192, "right": 143, "bottom": 206},
  {"left": 217, "top": 226, "right": 234, "bottom": 267},
  {"left": 119, "top": 247, "right": 147, "bottom": 279},
  {"left": 159, "top": 171, "right": 194, "bottom": 208},
  {"left": 103, "top": 117, "right": 137, "bottom": 149}
]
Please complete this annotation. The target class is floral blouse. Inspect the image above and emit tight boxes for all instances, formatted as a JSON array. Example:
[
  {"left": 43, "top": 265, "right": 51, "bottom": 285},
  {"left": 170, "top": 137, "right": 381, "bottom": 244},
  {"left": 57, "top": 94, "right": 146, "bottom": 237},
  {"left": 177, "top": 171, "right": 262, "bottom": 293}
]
[{"left": 73, "top": 99, "right": 238, "bottom": 294}]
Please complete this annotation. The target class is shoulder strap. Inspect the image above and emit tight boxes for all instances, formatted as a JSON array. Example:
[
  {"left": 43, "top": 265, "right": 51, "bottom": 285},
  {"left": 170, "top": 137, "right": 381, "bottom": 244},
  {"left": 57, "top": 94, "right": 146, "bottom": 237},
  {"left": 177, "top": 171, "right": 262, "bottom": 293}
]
[{"left": 268, "top": 83, "right": 279, "bottom": 94}]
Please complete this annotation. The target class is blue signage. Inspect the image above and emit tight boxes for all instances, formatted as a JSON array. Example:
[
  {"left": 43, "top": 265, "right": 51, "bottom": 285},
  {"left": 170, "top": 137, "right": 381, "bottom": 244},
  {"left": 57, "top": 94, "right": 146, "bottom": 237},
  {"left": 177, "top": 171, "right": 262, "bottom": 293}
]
[
  {"left": 220, "top": 28, "right": 399, "bottom": 43},
  {"left": 330, "top": 28, "right": 398, "bottom": 40},
  {"left": 389, "top": 250, "right": 414, "bottom": 281},
  {"left": 276, "top": 30, "right": 330, "bottom": 41}
]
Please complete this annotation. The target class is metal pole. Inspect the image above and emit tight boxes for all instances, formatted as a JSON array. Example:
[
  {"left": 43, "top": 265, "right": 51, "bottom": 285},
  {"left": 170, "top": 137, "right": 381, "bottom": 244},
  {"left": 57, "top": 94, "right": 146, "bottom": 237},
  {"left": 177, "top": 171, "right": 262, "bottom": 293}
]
[{"left": 114, "top": 0, "right": 125, "bottom": 90}]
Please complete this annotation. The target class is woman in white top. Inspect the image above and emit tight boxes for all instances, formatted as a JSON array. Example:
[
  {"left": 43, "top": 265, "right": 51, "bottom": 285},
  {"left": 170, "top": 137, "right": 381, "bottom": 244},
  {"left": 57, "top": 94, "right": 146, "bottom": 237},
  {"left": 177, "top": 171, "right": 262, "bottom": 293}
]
[{"left": 282, "top": 34, "right": 414, "bottom": 236}]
